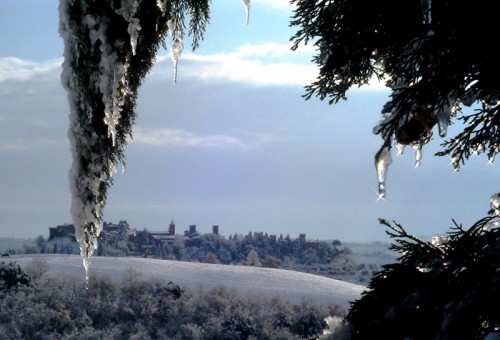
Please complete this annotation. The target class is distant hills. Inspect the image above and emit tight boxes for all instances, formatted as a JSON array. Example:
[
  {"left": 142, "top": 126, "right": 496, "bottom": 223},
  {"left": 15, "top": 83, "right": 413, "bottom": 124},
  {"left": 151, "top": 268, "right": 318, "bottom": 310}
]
[{"left": 343, "top": 242, "right": 398, "bottom": 265}]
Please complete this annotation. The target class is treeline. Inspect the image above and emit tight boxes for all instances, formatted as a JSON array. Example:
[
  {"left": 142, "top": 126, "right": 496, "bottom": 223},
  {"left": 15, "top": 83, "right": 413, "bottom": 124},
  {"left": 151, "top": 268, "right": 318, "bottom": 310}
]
[
  {"left": 0, "top": 259, "right": 344, "bottom": 339},
  {"left": 129, "top": 232, "right": 349, "bottom": 266},
  {"left": 3, "top": 232, "right": 381, "bottom": 283},
  {"left": 109, "top": 231, "right": 381, "bottom": 283}
]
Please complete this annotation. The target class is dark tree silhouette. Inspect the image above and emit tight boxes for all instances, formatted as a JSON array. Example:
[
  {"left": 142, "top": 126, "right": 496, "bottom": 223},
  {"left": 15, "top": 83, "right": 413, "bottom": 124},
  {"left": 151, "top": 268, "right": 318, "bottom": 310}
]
[
  {"left": 0, "top": 261, "right": 31, "bottom": 293},
  {"left": 290, "top": 0, "right": 500, "bottom": 338},
  {"left": 291, "top": 0, "right": 500, "bottom": 198}
]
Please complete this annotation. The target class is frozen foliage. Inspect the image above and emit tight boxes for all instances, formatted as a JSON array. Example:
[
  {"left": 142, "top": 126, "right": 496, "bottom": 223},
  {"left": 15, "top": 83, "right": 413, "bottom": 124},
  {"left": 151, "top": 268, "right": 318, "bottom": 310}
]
[
  {"left": 0, "top": 261, "right": 31, "bottom": 293},
  {"left": 60, "top": 0, "right": 148, "bottom": 274},
  {"left": 59, "top": 0, "right": 210, "bottom": 273},
  {"left": 342, "top": 215, "right": 500, "bottom": 339},
  {"left": 156, "top": 0, "right": 166, "bottom": 12},
  {"left": 374, "top": 147, "right": 392, "bottom": 199},
  {"left": 430, "top": 234, "right": 449, "bottom": 247},
  {"left": 60, "top": 1, "right": 108, "bottom": 274},
  {"left": 0, "top": 260, "right": 350, "bottom": 339},
  {"left": 118, "top": 1, "right": 141, "bottom": 55},
  {"left": 318, "top": 316, "right": 352, "bottom": 340},
  {"left": 491, "top": 193, "right": 500, "bottom": 217}
]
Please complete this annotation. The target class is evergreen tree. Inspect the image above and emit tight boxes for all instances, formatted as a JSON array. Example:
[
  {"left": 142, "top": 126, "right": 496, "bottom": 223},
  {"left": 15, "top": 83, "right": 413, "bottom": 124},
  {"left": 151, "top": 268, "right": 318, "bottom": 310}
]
[
  {"left": 290, "top": 0, "right": 500, "bottom": 198},
  {"left": 290, "top": 0, "right": 500, "bottom": 337},
  {"left": 245, "top": 249, "right": 261, "bottom": 266},
  {"left": 344, "top": 217, "right": 500, "bottom": 339}
]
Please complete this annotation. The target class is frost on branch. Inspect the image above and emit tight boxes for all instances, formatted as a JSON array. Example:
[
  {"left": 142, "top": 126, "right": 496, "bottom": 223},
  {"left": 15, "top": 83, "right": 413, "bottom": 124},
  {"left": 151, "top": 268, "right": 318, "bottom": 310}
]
[
  {"left": 318, "top": 316, "right": 352, "bottom": 339},
  {"left": 59, "top": 0, "right": 209, "bottom": 272},
  {"left": 345, "top": 215, "right": 500, "bottom": 338},
  {"left": 490, "top": 193, "right": 500, "bottom": 217}
]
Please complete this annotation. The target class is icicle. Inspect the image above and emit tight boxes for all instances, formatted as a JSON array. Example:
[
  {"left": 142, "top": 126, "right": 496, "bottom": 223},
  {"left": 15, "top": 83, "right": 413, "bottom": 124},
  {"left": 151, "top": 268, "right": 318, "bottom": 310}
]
[
  {"left": 421, "top": 0, "right": 432, "bottom": 25},
  {"left": 488, "top": 153, "right": 496, "bottom": 165},
  {"left": 167, "top": 18, "right": 175, "bottom": 37},
  {"left": 395, "top": 143, "right": 405, "bottom": 156},
  {"left": 171, "top": 38, "right": 183, "bottom": 84},
  {"left": 242, "top": 0, "right": 250, "bottom": 25},
  {"left": 435, "top": 109, "right": 450, "bottom": 137},
  {"left": 167, "top": 19, "right": 183, "bottom": 84},
  {"left": 128, "top": 20, "right": 141, "bottom": 56},
  {"left": 490, "top": 193, "right": 500, "bottom": 216},
  {"left": 432, "top": 100, "right": 457, "bottom": 138},
  {"left": 84, "top": 256, "right": 90, "bottom": 289},
  {"left": 412, "top": 143, "right": 423, "bottom": 167},
  {"left": 115, "top": 0, "right": 141, "bottom": 56},
  {"left": 450, "top": 155, "right": 460, "bottom": 171},
  {"left": 101, "top": 62, "right": 129, "bottom": 147},
  {"left": 375, "top": 147, "right": 393, "bottom": 199}
]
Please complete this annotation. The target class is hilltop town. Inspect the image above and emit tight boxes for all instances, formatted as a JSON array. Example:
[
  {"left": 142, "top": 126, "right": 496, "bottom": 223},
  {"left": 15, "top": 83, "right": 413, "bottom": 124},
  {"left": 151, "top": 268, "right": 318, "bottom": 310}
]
[
  {"left": 47, "top": 220, "right": 323, "bottom": 256},
  {"left": 48, "top": 220, "right": 217, "bottom": 255},
  {"left": 1, "top": 220, "right": 387, "bottom": 284}
]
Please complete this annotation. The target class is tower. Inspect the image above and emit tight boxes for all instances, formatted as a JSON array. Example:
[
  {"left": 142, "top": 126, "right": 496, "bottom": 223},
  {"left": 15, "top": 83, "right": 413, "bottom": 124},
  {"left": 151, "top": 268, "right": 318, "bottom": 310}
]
[
  {"left": 169, "top": 219, "right": 175, "bottom": 235},
  {"left": 189, "top": 225, "right": 197, "bottom": 234}
]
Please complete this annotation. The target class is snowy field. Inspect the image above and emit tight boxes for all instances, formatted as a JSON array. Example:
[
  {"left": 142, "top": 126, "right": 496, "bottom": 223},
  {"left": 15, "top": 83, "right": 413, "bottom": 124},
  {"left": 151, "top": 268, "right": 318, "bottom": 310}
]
[{"left": 9, "top": 254, "right": 366, "bottom": 309}]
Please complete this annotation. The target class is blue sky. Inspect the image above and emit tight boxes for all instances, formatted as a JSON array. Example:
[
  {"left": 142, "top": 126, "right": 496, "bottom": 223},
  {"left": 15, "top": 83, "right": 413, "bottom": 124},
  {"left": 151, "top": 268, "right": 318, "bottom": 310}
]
[{"left": 0, "top": 0, "right": 498, "bottom": 242}]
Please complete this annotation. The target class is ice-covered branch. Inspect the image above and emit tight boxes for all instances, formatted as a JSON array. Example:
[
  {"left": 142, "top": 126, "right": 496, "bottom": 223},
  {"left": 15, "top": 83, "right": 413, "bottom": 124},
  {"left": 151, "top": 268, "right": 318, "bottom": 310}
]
[{"left": 59, "top": 0, "right": 210, "bottom": 274}]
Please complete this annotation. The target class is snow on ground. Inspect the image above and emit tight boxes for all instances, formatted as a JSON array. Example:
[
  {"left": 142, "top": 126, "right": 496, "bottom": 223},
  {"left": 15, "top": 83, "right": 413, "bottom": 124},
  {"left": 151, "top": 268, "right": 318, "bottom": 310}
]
[{"left": 9, "top": 254, "right": 366, "bottom": 308}]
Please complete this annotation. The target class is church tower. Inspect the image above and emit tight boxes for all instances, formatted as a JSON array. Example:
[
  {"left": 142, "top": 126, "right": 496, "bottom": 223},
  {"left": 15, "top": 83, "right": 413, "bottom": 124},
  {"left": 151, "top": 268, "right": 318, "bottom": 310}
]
[{"left": 169, "top": 219, "right": 175, "bottom": 235}]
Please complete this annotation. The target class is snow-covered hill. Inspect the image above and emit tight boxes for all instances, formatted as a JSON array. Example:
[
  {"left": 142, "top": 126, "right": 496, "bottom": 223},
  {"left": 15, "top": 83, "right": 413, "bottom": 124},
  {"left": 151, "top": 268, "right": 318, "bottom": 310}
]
[{"left": 9, "top": 254, "right": 366, "bottom": 309}]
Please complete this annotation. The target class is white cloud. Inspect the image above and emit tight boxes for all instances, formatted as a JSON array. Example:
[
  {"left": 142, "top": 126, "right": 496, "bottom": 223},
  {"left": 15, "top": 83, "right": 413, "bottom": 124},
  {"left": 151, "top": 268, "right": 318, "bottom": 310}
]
[
  {"left": 0, "top": 41, "right": 384, "bottom": 103},
  {"left": 356, "top": 75, "right": 389, "bottom": 92},
  {"left": 0, "top": 57, "right": 61, "bottom": 82},
  {"left": 0, "top": 138, "right": 66, "bottom": 151},
  {"left": 253, "top": 0, "right": 294, "bottom": 11},
  {"left": 155, "top": 42, "right": 318, "bottom": 87},
  {"left": 153, "top": 42, "right": 388, "bottom": 90},
  {"left": 183, "top": 56, "right": 317, "bottom": 86},
  {"left": 132, "top": 127, "right": 275, "bottom": 150},
  {"left": 233, "top": 42, "right": 307, "bottom": 58}
]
